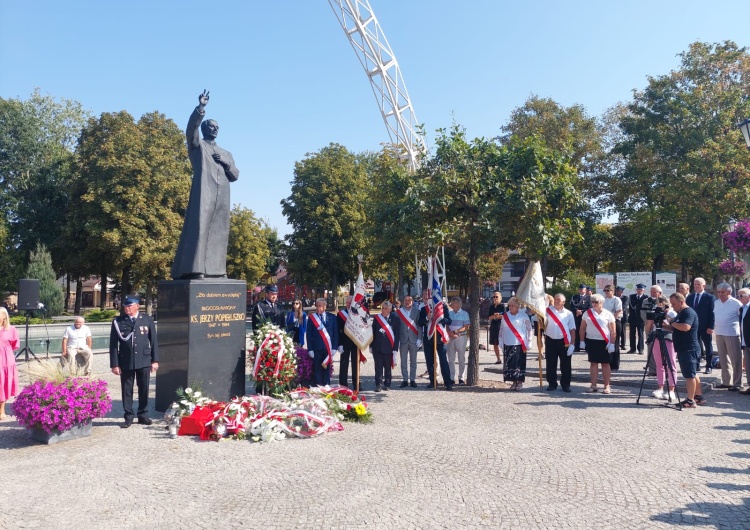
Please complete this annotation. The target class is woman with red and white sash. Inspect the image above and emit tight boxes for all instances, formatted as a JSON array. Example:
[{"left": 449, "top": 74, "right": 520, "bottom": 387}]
[
  {"left": 579, "top": 293, "right": 617, "bottom": 394},
  {"left": 498, "top": 297, "right": 533, "bottom": 391}
]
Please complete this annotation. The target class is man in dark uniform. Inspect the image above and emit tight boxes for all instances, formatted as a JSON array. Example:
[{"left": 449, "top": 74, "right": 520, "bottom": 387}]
[
  {"left": 616, "top": 286, "right": 629, "bottom": 350},
  {"left": 110, "top": 296, "right": 159, "bottom": 428},
  {"left": 306, "top": 298, "right": 339, "bottom": 386},
  {"left": 252, "top": 285, "right": 285, "bottom": 330},
  {"left": 418, "top": 295, "right": 453, "bottom": 390},
  {"left": 337, "top": 295, "right": 359, "bottom": 388},
  {"left": 569, "top": 284, "right": 591, "bottom": 351},
  {"left": 371, "top": 301, "right": 401, "bottom": 392},
  {"left": 628, "top": 283, "right": 648, "bottom": 354}
]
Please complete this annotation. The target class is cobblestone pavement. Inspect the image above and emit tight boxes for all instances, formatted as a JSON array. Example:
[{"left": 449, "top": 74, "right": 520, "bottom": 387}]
[{"left": 1, "top": 344, "right": 748, "bottom": 530}]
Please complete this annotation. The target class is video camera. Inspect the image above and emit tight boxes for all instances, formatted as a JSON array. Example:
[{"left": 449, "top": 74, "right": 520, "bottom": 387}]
[{"left": 645, "top": 301, "right": 667, "bottom": 326}]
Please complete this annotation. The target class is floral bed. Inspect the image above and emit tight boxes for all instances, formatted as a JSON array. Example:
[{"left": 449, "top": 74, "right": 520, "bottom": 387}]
[{"left": 168, "top": 385, "right": 372, "bottom": 443}]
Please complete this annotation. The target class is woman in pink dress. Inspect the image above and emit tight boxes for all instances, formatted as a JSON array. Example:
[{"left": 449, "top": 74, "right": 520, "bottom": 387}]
[{"left": 0, "top": 307, "right": 20, "bottom": 420}]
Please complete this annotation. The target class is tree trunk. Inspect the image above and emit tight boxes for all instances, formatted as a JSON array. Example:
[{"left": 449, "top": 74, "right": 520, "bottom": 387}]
[
  {"left": 397, "top": 260, "right": 405, "bottom": 301},
  {"left": 74, "top": 277, "right": 82, "bottom": 315},
  {"left": 681, "top": 258, "right": 688, "bottom": 283},
  {"left": 99, "top": 267, "right": 107, "bottom": 311},
  {"left": 145, "top": 281, "right": 153, "bottom": 316},
  {"left": 330, "top": 272, "right": 338, "bottom": 311},
  {"left": 64, "top": 274, "right": 71, "bottom": 313},
  {"left": 466, "top": 238, "right": 481, "bottom": 386},
  {"left": 652, "top": 253, "right": 664, "bottom": 285}
]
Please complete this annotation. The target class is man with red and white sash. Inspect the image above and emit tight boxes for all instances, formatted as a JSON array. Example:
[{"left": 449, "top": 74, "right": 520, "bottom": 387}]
[
  {"left": 337, "top": 295, "right": 358, "bottom": 388},
  {"left": 544, "top": 294, "right": 577, "bottom": 393},
  {"left": 305, "top": 298, "right": 339, "bottom": 386},
  {"left": 397, "top": 295, "right": 421, "bottom": 388},
  {"left": 371, "top": 301, "right": 401, "bottom": 392}
]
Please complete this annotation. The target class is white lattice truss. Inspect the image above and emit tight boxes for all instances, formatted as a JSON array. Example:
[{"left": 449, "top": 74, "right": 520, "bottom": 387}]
[{"left": 327, "top": 0, "right": 426, "bottom": 172}]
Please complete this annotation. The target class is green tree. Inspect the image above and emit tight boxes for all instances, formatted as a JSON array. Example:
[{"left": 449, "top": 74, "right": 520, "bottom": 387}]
[
  {"left": 76, "top": 110, "right": 191, "bottom": 311},
  {"left": 26, "top": 243, "right": 64, "bottom": 316},
  {"left": 607, "top": 41, "right": 750, "bottom": 280},
  {"left": 281, "top": 143, "right": 368, "bottom": 298},
  {"left": 227, "top": 205, "right": 271, "bottom": 286}
]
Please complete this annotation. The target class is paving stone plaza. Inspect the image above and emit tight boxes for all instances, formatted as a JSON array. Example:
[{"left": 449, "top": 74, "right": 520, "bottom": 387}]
[{"left": 1, "top": 341, "right": 748, "bottom": 529}]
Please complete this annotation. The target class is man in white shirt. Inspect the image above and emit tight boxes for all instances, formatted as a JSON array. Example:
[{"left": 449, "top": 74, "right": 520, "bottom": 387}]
[
  {"left": 545, "top": 294, "right": 576, "bottom": 392},
  {"left": 446, "top": 297, "right": 470, "bottom": 385},
  {"left": 709, "top": 282, "right": 742, "bottom": 391},
  {"left": 62, "top": 317, "right": 93, "bottom": 376}
]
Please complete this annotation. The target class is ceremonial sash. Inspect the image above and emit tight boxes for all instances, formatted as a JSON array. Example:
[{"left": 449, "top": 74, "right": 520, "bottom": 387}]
[
  {"left": 503, "top": 313, "right": 528, "bottom": 351},
  {"left": 546, "top": 307, "right": 571, "bottom": 346},
  {"left": 586, "top": 309, "right": 610, "bottom": 344},
  {"left": 397, "top": 307, "right": 419, "bottom": 335},
  {"left": 374, "top": 314, "right": 395, "bottom": 349},
  {"left": 337, "top": 309, "right": 348, "bottom": 322},
  {"left": 310, "top": 313, "right": 333, "bottom": 365}
]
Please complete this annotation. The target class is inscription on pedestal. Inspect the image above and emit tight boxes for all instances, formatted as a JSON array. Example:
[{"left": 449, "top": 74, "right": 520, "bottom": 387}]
[{"left": 155, "top": 279, "right": 247, "bottom": 411}]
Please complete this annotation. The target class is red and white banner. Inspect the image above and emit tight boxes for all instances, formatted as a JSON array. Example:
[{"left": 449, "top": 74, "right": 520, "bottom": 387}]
[
  {"left": 503, "top": 313, "right": 528, "bottom": 351},
  {"left": 310, "top": 312, "right": 333, "bottom": 365},
  {"left": 397, "top": 307, "right": 419, "bottom": 335},
  {"left": 374, "top": 314, "right": 395, "bottom": 348},
  {"left": 586, "top": 308, "right": 610, "bottom": 344},
  {"left": 427, "top": 257, "right": 449, "bottom": 343},
  {"left": 345, "top": 268, "right": 374, "bottom": 351},
  {"left": 546, "top": 307, "right": 571, "bottom": 346}
]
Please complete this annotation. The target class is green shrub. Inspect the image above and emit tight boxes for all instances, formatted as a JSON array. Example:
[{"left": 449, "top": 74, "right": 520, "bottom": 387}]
[{"left": 84, "top": 309, "right": 118, "bottom": 322}]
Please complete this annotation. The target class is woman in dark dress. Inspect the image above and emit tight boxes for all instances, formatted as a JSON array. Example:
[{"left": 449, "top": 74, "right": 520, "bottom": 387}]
[{"left": 488, "top": 291, "right": 504, "bottom": 364}]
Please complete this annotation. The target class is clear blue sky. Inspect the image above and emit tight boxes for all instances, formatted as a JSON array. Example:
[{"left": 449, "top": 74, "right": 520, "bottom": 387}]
[{"left": 2, "top": 1, "right": 748, "bottom": 236}]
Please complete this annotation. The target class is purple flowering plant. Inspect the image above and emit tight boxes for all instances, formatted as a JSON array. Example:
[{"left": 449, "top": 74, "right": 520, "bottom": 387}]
[
  {"left": 14, "top": 378, "right": 112, "bottom": 433},
  {"left": 723, "top": 219, "right": 750, "bottom": 254},
  {"left": 718, "top": 260, "right": 746, "bottom": 277},
  {"left": 295, "top": 345, "right": 333, "bottom": 385}
]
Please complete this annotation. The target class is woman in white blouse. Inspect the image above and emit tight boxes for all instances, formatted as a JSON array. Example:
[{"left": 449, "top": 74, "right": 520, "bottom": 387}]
[
  {"left": 579, "top": 294, "right": 617, "bottom": 394},
  {"left": 498, "top": 297, "right": 533, "bottom": 391}
]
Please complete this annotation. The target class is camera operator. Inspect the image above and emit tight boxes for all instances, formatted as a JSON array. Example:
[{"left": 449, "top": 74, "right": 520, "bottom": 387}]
[
  {"left": 663, "top": 292, "right": 706, "bottom": 408},
  {"left": 647, "top": 296, "right": 678, "bottom": 402},
  {"left": 642, "top": 285, "right": 663, "bottom": 375}
]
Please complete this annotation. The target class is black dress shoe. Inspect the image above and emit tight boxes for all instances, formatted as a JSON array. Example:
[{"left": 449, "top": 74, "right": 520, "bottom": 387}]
[
  {"left": 375, "top": 385, "right": 382, "bottom": 392},
  {"left": 562, "top": 387, "right": 571, "bottom": 393},
  {"left": 546, "top": 385, "right": 558, "bottom": 391},
  {"left": 399, "top": 381, "right": 409, "bottom": 388},
  {"left": 728, "top": 386, "right": 740, "bottom": 392},
  {"left": 627, "top": 350, "right": 636, "bottom": 354},
  {"left": 137, "top": 417, "right": 153, "bottom": 425},
  {"left": 704, "top": 367, "right": 712, "bottom": 374},
  {"left": 383, "top": 386, "right": 390, "bottom": 391},
  {"left": 459, "top": 379, "right": 465, "bottom": 385},
  {"left": 445, "top": 385, "right": 454, "bottom": 391},
  {"left": 121, "top": 419, "right": 133, "bottom": 429},
  {"left": 410, "top": 381, "right": 417, "bottom": 388}
]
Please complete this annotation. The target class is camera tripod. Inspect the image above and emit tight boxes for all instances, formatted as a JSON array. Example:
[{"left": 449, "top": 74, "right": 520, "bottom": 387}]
[
  {"left": 636, "top": 326, "right": 682, "bottom": 410},
  {"left": 14, "top": 311, "right": 41, "bottom": 362}
]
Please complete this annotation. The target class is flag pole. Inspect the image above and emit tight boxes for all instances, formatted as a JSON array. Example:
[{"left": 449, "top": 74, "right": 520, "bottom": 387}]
[
  {"left": 537, "top": 321, "right": 544, "bottom": 391},
  {"left": 356, "top": 349, "right": 361, "bottom": 393}
]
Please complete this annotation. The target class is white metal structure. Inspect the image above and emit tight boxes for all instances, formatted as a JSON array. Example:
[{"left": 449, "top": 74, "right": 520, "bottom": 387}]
[
  {"left": 328, "top": 0, "right": 444, "bottom": 295},
  {"left": 327, "top": 0, "right": 426, "bottom": 172}
]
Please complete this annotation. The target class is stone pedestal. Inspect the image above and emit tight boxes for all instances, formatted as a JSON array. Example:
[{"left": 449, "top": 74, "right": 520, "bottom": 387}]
[{"left": 155, "top": 279, "right": 247, "bottom": 412}]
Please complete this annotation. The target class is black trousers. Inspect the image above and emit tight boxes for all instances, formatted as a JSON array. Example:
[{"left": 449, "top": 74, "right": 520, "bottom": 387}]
[
  {"left": 423, "top": 337, "right": 452, "bottom": 388},
  {"left": 372, "top": 349, "right": 392, "bottom": 387},
  {"left": 338, "top": 344, "right": 359, "bottom": 388},
  {"left": 629, "top": 321, "right": 645, "bottom": 352},
  {"left": 616, "top": 320, "right": 626, "bottom": 349},
  {"left": 698, "top": 329, "right": 714, "bottom": 361},
  {"left": 120, "top": 367, "right": 151, "bottom": 420},
  {"left": 313, "top": 349, "right": 331, "bottom": 386},
  {"left": 574, "top": 314, "right": 584, "bottom": 349},
  {"left": 545, "top": 337, "right": 571, "bottom": 389}
]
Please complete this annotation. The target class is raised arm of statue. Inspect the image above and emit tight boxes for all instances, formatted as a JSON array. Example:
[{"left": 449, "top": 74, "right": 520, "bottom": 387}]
[{"left": 187, "top": 90, "right": 209, "bottom": 150}]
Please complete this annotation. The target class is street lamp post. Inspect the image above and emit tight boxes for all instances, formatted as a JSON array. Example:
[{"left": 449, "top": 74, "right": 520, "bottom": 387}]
[{"left": 728, "top": 218, "right": 737, "bottom": 292}]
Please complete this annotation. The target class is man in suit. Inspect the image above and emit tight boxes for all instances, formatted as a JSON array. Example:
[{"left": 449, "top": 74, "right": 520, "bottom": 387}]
[
  {"left": 738, "top": 288, "right": 750, "bottom": 394},
  {"left": 337, "top": 295, "right": 358, "bottom": 388},
  {"left": 628, "top": 284, "right": 648, "bottom": 354},
  {"left": 306, "top": 298, "right": 338, "bottom": 386},
  {"left": 396, "top": 295, "right": 421, "bottom": 388},
  {"left": 569, "top": 284, "right": 591, "bottom": 351},
  {"left": 110, "top": 296, "right": 159, "bottom": 428},
  {"left": 252, "top": 284, "right": 286, "bottom": 330},
  {"left": 686, "top": 277, "right": 716, "bottom": 374},
  {"left": 418, "top": 292, "right": 453, "bottom": 391},
  {"left": 371, "top": 301, "right": 401, "bottom": 392},
  {"left": 615, "top": 286, "right": 628, "bottom": 350}
]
